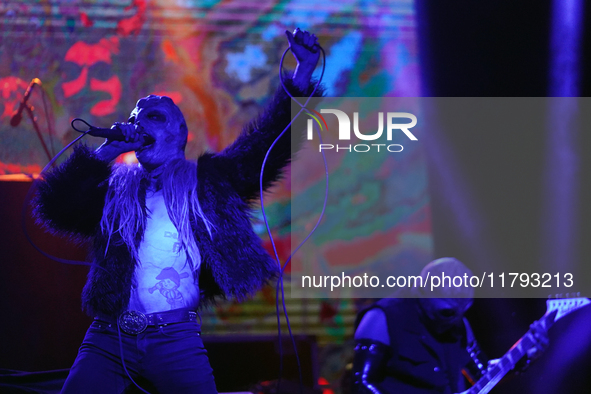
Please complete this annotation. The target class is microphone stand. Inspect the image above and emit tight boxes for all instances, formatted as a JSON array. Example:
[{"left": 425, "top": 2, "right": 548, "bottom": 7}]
[{"left": 24, "top": 104, "right": 53, "bottom": 163}]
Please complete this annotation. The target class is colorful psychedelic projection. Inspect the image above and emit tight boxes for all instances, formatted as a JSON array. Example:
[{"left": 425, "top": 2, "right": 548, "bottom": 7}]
[{"left": 1, "top": 0, "right": 429, "bottom": 369}]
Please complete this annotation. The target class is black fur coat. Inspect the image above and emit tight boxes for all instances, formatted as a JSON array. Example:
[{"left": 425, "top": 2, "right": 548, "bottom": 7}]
[{"left": 33, "top": 77, "right": 323, "bottom": 317}]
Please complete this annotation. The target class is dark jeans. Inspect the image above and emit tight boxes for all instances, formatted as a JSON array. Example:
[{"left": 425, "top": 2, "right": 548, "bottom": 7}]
[{"left": 61, "top": 319, "right": 218, "bottom": 394}]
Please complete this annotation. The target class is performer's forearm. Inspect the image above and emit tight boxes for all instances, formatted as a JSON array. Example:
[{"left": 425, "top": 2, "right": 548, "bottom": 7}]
[
  {"left": 286, "top": 28, "right": 320, "bottom": 92},
  {"left": 352, "top": 340, "right": 389, "bottom": 394},
  {"left": 293, "top": 63, "right": 316, "bottom": 91}
]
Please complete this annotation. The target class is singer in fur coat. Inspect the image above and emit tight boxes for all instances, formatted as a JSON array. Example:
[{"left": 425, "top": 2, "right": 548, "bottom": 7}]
[
  {"left": 33, "top": 31, "right": 323, "bottom": 318},
  {"left": 30, "top": 29, "right": 323, "bottom": 393}
]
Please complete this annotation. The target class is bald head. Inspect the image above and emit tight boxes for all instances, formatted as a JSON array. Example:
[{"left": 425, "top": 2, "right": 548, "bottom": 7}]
[
  {"left": 417, "top": 257, "right": 474, "bottom": 333},
  {"left": 421, "top": 257, "right": 474, "bottom": 298}
]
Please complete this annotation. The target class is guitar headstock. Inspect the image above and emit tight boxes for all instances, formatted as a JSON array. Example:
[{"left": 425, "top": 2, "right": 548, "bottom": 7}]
[{"left": 545, "top": 297, "right": 590, "bottom": 323}]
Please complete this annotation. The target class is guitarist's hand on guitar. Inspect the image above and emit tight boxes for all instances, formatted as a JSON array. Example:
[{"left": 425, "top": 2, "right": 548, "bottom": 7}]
[
  {"left": 526, "top": 319, "right": 550, "bottom": 360},
  {"left": 486, "top": 358, "right": 500, "bottom": 370},
  {"left": 514, "top": 319, "right": 550, "bottom": 374},
  {"left": 456, "top": 299, "right": 588, "bottom": 393}
]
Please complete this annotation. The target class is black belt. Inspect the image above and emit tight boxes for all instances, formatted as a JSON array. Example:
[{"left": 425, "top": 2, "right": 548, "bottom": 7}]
[{"left": 95, "top": 309, "right": 198, "bottom": 335}]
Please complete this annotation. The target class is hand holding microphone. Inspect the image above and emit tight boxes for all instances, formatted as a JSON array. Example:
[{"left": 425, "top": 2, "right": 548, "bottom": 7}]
[
  {"left": 87, "top": 121, "right": 144, "bottom": 142},
  {"left": 94, "top": 122, "right": 146, "bottom": 162}
]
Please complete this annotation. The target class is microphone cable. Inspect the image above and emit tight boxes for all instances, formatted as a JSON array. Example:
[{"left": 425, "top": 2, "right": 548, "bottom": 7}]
[{"left": 260, "top": 43, "right": 329, "bottom": 394}]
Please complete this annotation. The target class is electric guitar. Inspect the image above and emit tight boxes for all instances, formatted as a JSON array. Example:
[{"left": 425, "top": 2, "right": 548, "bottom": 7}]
[{"left": 457, "top": 297, "right": 590, "bottom": 394}]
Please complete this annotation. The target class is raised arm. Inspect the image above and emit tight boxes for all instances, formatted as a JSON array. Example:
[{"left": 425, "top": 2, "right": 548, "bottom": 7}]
[{"left": 209, "top": 28, "right": 324, "bottom": 201}]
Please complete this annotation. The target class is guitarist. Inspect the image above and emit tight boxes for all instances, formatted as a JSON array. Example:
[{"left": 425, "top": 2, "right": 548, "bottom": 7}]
[{"left": 352, "top": 258, "right": 549, "bottom": 394}]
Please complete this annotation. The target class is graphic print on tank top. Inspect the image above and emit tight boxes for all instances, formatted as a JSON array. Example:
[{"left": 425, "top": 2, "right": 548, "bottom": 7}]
[
  {"left": 128, "top": 190, "right": 200, "bottom": 313},
  {"left": 148, "top": 266, "right": 190, "bottom": 309}
]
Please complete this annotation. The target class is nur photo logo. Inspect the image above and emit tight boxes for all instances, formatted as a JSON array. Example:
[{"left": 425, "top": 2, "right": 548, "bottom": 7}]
[{"left": 306, "top": 108, "right": 418, "bottom": 153}]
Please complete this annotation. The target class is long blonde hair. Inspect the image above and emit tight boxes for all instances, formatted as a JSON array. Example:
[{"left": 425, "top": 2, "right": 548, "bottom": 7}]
[{"left": 100, "top": 159, "right": 213, "bottom": 272}]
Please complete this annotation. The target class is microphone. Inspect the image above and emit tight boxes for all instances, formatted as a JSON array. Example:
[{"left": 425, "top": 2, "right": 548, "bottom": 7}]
[
  {"left": 10, "top": 78, "right": 42, "bottom": 127},
  {"left": 86, "top": 125, "right": 126, "bottom": 141},
  {"left": 85, "top": 123, "right": 148, "bottom": 143}
]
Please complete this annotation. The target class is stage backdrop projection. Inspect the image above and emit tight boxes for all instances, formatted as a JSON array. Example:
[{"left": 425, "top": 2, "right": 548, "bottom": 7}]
[{"left": 0, "top": 1, "right": 428, "bottom": 339}]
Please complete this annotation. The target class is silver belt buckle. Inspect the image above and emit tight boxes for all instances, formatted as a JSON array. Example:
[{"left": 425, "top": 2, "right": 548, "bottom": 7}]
[{"left": 118, "top": 310, "right": 148, "bottom": 334}]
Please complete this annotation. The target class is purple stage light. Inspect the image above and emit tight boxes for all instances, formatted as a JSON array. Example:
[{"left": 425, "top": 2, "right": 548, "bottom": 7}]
[
  {"left": 541, "top": 0, "right": 584, "bottom": 272},
  {"left": 549, "top": 0, "right": 583, "bottom": 97}
]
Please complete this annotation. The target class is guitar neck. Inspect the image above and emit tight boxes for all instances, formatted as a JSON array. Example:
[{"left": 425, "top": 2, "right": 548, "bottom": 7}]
[
  {"left": 456, "top": 297, "right": 590, "bottom": 394},
  {"left": 462, "top": 314, "right": 553, "bottom": 394}
]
